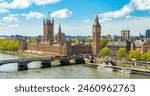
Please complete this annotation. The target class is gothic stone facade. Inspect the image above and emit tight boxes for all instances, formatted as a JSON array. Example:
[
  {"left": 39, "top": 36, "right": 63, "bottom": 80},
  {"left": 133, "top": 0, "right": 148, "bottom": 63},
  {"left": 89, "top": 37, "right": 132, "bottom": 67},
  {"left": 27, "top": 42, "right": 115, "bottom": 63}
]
[
  {"left": 121, "top": 30, "right": 130, "bottom": 40},
  {"left": 18, "top": 16, "right": 101, "bottom": 57},
  {"left": 131, "top": 39, "right": 150, "bottom": 54},
  {"left": 93, "top": 15, "right": 101, "bottom": 56}
]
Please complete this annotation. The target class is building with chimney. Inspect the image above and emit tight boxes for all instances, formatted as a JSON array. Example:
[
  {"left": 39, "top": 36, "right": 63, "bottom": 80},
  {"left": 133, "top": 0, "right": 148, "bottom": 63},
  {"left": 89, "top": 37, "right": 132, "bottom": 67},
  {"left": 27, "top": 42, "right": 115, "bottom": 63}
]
[{"left": 131, "top": 39, "right": 150, "bottom": 54}]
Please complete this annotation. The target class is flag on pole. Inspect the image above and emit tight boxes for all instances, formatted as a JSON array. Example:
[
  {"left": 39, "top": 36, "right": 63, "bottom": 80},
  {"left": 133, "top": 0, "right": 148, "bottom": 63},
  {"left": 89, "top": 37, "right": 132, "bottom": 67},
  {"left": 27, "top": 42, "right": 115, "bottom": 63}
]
[{"left": 48, "top": 12, "right": 51, "bottom": 18}]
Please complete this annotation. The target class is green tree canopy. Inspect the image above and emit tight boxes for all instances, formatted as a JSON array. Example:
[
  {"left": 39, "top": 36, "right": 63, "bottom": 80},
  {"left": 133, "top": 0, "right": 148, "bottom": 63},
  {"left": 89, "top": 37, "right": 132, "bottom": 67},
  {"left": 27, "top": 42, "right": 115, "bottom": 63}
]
[
  {"left": 99, "top": 48, "right": 111, "bottom": 57},
  {"left": 100, "top": 38, "right": 109, "bottom": 49},
  {"left": 142, "top": 50, "right": 150, "bottom": 61},
  {"left": 71, "top": 38, "right": 77, "bottom": 43},
  {"left": 128, "top": 50, "right": 141, "bottom": 60},
  {"left": 0, "top": 39, "right": 18, "bottom": 52},
  {"left": 141, "top": 53, "right": 148, "bottom": 61},
  {"left": 83, "top": 38, "right": 92, "bottom": 43},
  {"left": 117, "top": 48, "right": 126, "bottom": 59},
  {"left": 128, "top": 50, "right": 135, "bottom": 59},
  {"left": 146, "top": 51, "right": 150, "bottom": 61},
  {"left": 27, "top": 38, "right": 36, "bottom": 43},
  {"left": 134, "top": 51, "right": 141, "bottom": 60}
]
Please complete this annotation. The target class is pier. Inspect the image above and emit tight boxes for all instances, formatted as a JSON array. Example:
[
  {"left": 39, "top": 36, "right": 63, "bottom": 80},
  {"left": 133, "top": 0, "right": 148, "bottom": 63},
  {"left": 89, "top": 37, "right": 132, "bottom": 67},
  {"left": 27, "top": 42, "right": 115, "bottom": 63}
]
[{"left": 83, "top": 64, "right": 150, "bottom": 76}]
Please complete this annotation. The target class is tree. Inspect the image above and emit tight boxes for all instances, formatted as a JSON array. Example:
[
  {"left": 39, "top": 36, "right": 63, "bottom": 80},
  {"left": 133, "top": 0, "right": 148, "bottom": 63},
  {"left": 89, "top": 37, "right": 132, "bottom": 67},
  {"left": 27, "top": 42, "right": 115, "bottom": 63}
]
[
  {"left": 0, "top": 39, "right": 18, "bottom": 52},
  {"left": 117, "top": 48, "right": 126, "bottom": 59},
  {"left": 100, "top": 38, "right": 109, "bottom": 49},
  {"left": 128, "top": 50, "right": 141, "bottom": 61},
  {"left": 128, "top": 50, "right": 135, "bottom": 59},
  {"left": 99, "top": 48, "right": 111, "bottom": 57},
  {"left": 141, "top": 53, "right": 147, "bottom": 61},
  {"left": 83, "top": 38, "right": 92, "bottom": 43},
  {"left": 126, "top": 53, "right": 130, "bottom": 60},
  {"left": 71, "top": 38, "right": 77, "bottom": 43},
  {"left": 145, "top": 50, "right": 150, "bottom": 61},
  {"left": 134, "top": 51, "right": 141, "bottom": 60}
]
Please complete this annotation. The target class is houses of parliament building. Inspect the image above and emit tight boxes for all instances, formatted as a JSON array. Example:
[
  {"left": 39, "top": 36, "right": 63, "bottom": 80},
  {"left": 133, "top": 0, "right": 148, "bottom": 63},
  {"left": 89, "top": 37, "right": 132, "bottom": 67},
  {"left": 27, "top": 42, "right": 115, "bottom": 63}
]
[{"left": 18, "top": 15, "right": 101, "bottom": 57}]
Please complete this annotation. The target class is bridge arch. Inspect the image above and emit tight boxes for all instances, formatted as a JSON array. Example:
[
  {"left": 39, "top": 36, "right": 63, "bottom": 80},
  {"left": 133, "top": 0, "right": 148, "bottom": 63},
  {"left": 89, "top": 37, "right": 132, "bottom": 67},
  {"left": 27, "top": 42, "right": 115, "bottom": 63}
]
[
  {"left": 27, "top": 61, "right": 42, "bottom": 69},
  {"left": 0, "top": 63, "right": 18, "bottom": 72}
]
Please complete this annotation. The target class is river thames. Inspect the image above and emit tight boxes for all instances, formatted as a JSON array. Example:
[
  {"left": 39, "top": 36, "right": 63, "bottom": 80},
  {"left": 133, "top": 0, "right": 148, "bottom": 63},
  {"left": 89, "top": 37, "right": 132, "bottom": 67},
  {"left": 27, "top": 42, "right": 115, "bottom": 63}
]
[{"left": 0, "top": 52, "right": 150, "bottom": 79}]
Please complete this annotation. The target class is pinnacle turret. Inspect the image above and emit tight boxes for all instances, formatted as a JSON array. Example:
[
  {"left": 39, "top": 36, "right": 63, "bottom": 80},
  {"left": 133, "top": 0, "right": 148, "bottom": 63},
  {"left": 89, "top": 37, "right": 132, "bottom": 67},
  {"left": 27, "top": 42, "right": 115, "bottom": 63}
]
[
  {"left": 58, "top": 23, "right": 62, "bottom": 33},
  {"left": 93, "top": 14, "right": 100, "bottom": 27}
]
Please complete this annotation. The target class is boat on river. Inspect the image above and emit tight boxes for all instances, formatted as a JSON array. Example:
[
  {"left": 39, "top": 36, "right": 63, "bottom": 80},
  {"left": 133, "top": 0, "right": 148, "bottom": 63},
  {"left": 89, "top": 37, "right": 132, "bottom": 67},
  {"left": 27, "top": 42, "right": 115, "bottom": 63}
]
[{"left": 118, "top": 68, "right": 132, "bottom": 74}]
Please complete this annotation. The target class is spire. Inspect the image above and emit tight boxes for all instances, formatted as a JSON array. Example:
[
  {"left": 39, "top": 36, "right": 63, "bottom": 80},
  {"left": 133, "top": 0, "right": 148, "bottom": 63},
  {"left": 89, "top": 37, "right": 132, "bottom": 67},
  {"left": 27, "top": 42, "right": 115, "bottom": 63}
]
[
  {"left": 93, "top": 14, "right": 100, "bottom": 27},
  {"left": 95, "top": 14, "right": 99, "bottom": 21},
  {"left": 58, "top": 23, "right": 61, "bottom": 33},
  {"left": 43, "top": 19, "right": 45, "bottom": 24},
  {"left": 48, "top": 12, "right": 51, "bottom": 19},
  {"left": 57, "top": 24, "right": 63, "bottom": 43}
]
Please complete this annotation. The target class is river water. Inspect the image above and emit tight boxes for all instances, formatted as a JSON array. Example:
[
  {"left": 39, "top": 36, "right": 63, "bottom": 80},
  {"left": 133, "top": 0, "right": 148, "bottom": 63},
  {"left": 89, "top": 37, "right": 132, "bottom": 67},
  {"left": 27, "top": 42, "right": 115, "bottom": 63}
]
[{"left": 0, "top": 53, "right": 149, "bottom": 79}]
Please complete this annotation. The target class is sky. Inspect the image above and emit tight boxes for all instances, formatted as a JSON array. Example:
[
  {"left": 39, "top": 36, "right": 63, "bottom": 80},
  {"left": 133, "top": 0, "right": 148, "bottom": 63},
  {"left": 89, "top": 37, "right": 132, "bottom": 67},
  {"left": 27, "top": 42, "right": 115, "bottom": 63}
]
[{"left": 0, "top": 0, "right": 150, "bottom": 36}]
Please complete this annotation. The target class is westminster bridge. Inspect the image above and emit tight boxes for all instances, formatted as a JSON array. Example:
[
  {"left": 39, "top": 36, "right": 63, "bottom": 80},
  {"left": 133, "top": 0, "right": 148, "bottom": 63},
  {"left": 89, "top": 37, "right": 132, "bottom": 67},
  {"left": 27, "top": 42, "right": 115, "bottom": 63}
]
[{"left": 0, "top": 57, "right": 85, "bottom": 71}]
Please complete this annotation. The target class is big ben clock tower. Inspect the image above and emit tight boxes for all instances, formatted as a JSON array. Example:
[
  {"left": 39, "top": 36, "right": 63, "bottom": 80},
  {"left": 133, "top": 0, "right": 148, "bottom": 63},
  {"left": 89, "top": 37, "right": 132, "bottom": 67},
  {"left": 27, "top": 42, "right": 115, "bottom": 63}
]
[{"left": 92, "top": 15, "right": 101, "bottom": 56}]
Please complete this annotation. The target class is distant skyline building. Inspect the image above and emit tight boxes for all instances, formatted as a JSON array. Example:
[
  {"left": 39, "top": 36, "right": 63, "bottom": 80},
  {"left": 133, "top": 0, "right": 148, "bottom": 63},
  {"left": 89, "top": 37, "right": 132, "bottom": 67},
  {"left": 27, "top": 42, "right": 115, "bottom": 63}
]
[
  {"left": 121, "top": 30, "right": 130, "bottom": 40},
  {"left": 145, "top": 29, "right": 150, "bottom": 38}
]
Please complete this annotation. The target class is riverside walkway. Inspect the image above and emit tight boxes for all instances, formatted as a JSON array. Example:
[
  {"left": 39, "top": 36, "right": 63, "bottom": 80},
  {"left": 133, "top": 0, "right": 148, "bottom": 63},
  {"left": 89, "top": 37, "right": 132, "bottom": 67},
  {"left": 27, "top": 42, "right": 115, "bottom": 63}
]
[{"left": 83, "top": 64, "right": 150, "bottom": 76}]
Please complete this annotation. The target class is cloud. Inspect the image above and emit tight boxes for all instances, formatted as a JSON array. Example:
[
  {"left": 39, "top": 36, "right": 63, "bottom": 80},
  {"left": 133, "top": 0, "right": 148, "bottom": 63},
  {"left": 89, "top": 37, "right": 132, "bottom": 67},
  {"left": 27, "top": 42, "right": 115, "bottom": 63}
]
[
  {"left": 99, "top": 0, "right": 150, "bottom": 23},
  {"left": 125, "top": 15, "right": 131, "bottom": 19},
  {"left": 0, "top": 9, "right": 9, "bottom": 13},
  {"left": 0, "top": 0, "right": 61, "bottom": 13},
  {"left": 0, "top": 2, "right": 9, "bottom": 9},
  {"left": 7, "top": 23, "right": 18, "bottom": 28},
  {"left": 1, "top": 12, "right": 43, "bottom": 25},
  {"left": 2, "top": 14, "right": 19, "bottom": 22},
  {"left": 51, "top": 9, "right": 73, "bottom": 19},
  {"left": 9, "top": 0, "right": 31, "bottom": 9},
  {"left": 84, "top": 19, "right": 91, "bottom": 23},
  {"left": 0, "top": 2, "right": 9, "bottom": 13},
  {"left": 99, "top": 4, "right": 133, "bottom": 22},
  {"left": 9, "top": 14, "right": 19, "bottom": 17},
  {"left": 100, "top": 17, "right": 112, "bottom": 23},
  {"left": 1, "top": 13, "right": 19, "bottom": 28},
  {"left": 0, "top": 22, "right": 6, "bottom": 27},
  {"left": 21, "top": 11, "right": 44, "bottom": 20},
  {"left": 1, "top": 14, "right": 20, "bottom": 23},
  {"left": 131, "top": 0, "right": 150, "bottom": 10},
  {"left": 33, "top": 0, "right": 61, "bottom": 5},
  {"left": 101, "top": 16, "right": 150, "bottom": 36}
]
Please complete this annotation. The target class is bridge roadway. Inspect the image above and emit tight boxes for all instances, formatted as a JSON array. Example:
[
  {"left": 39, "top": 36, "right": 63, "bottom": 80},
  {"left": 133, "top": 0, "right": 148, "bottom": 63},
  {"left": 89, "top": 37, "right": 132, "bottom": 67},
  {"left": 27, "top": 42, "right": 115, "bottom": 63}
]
[
  {"left": 0, "top": 58, "right": 53, "bottom": 66},
  {"left": 0, "top": 57, "right": 85, "bottom": 71}
]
